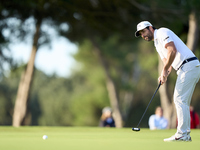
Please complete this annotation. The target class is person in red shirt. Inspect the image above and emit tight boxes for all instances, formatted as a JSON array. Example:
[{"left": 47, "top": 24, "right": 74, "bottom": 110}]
[{"left": 190, "top": 106, "right": 200, "bottom": 129}]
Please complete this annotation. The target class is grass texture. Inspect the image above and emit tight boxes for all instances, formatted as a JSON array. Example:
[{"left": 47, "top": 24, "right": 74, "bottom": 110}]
[{"left": 0, "top": 127, "right": 199, "bottom": 150}]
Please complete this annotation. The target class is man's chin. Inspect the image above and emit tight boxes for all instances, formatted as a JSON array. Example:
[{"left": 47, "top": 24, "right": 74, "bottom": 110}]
[{"left": 146, "top": 38, "right": 153, "bottom": 41}]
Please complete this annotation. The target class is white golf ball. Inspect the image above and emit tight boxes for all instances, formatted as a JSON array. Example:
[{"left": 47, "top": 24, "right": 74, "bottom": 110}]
[{"left": 43, "top": 135, "right": 48, "bottom": 140}]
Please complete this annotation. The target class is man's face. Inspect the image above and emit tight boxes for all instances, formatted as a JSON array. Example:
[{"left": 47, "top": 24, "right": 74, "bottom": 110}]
[
  {"left": 156, "top": 107, "right": 163, "bottom": 117},
  {"left": 139, "top": 27, "right": 154, "bottom": 41}
]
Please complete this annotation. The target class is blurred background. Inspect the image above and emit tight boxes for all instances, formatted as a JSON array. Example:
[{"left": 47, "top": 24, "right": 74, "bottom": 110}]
[{"left": 0, "top": 0, "right": 200, "bottom": 128}]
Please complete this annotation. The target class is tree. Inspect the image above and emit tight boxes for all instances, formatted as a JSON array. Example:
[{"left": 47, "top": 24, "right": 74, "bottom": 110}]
[
  {"left": 59, "top": 0, "right": 143, "bottom": 127},
  {"left": 1, "top": 0, "right": 71, "bottom": 126},
  {"left": 0, "top": 4, "right": 15, "bottom": 77},
  {"left": 13, "top": 18, "right": 42, "bottom": 126},
  {"left": 1, "top": 0, "right": 200, "bottom": 128}
]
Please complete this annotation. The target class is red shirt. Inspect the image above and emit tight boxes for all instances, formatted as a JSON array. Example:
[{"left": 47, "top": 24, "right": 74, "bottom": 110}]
[{"left": 190, "top": 110, "right": 200, "bottom": 129}]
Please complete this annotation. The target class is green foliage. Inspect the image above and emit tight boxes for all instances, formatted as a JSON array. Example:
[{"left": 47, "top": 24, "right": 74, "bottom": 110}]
[
  {"left": 0, "top": 0, "right": 200, "bottom": 127},
  {"left": 31, "top": 73, "right": 73, "bottom": 126},
  {"left": 0, "top": 65, "right": 109, "bottom": 126},
  {"left": 0, "top": 66, "right": 26, "bottom": 125},
  {"left": 137, "top": 40, "right": 158, "bottom": 79}
]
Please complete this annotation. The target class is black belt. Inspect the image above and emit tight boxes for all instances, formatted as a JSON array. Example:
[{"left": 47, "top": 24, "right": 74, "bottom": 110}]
[{"left": 177, "top": 57, "right": 198, "bottom": 70}]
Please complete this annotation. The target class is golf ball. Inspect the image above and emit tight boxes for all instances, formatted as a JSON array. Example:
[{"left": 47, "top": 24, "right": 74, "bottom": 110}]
[{"left": 43, "top": 135, "right": 48, "bottom": 140}]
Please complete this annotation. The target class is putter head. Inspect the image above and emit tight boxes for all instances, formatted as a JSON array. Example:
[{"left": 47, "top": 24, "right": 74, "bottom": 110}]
[{"left": 132, "top": 128, "right": 140, "bottom": 132}]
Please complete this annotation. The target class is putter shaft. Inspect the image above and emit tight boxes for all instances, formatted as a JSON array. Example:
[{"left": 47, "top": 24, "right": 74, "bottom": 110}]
[{"left": 136, "top": 82, "right": 161, "bottom": 128}]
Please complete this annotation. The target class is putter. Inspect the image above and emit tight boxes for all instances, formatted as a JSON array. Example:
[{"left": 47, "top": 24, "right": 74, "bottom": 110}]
[{"left": 132, "top": 82, "right": 161, "bottom": 132}]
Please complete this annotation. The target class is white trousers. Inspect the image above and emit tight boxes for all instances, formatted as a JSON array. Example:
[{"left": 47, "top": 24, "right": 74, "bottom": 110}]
[{"left": 174, "top": 60, "right": 200, "bottom": 137}]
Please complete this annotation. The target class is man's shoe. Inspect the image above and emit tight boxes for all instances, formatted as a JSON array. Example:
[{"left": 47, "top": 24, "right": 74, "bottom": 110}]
[
  {"left": 187, "top": 135, "right": 192, "bottom": 142},
  {"left": 163, "top": 135, "right": 176, "bottom": 142},
  {"left": 175, "top": 136, "right": 188, "bottom": 141},
  {"left": 164, "top": 135, "right": 191, "bottom": 142}
]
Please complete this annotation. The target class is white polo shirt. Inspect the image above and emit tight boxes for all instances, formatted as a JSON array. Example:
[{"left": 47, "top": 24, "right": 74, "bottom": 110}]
[{"left": 154, "top": 28, "right": 195, "bottom": 70}]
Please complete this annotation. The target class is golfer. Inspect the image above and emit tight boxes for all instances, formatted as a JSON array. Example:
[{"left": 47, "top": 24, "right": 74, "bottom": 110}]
[{"left": 135, "top": 21, "right": 200, "bottom": 141}]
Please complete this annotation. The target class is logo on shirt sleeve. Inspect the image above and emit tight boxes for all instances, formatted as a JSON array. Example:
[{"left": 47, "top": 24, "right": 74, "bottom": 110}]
[{"left": 163, "top": 36, "right": 169, "bottom": 41}]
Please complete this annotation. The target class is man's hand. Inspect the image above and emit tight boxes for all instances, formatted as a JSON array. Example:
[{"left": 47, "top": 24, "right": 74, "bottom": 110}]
[{"left": 158, "top": 69, "right": 169, "bottom": 85}]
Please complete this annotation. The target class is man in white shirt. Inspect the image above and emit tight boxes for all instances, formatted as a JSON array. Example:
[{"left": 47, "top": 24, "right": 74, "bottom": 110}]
[
  {"left": 135, "top": 21, "right": 200, "bottom": 142},
  {"left": 149, "top": 106, "right": 168, "bottom": 130}
]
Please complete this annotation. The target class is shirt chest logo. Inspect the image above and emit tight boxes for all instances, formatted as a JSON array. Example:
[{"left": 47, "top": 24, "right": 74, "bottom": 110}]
[{"left": 155, "top": 39, "right": 158, "bottom": 46}]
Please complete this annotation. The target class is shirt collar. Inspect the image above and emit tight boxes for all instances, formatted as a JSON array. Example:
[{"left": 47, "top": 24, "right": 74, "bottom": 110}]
[
  {"left": 154, "top": 29, "right": 158, "bottom": 46},
  {"left": 154, "top": 29, "right": 158, "bottom": 40}
]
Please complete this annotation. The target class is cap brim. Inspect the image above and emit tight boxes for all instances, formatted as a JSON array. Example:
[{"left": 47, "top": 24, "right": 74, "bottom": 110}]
[{"left": 135, "top": 31, "right": 140, "bottom": 37}]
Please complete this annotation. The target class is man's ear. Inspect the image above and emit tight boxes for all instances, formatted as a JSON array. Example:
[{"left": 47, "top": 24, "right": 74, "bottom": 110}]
[{"left": 149, "top": 26, "right": 154, "bottom": 31}]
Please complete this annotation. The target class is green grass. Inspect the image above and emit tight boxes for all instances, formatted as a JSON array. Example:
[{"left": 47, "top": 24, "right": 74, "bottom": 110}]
[{"left": 0, "top": 127, "right": 199, "bottom": 150}]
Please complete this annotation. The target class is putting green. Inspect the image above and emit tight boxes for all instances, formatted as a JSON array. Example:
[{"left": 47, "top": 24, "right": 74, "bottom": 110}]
[{"left": 0, "top": 127, "right": 199, "bottom": 150}]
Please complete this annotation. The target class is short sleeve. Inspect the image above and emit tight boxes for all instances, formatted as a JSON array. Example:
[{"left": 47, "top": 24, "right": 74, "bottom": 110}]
[{"left": 157, "top": 29, "right": 174, "bottom": 48}]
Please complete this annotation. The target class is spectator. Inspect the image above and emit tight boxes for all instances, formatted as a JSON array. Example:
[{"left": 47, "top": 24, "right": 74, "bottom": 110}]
[
  {"left": 148, "top": 106, "right": 168, "bottom": 130},
  {"left": 99, "top": 107, "right": 115, "bottom": 127},
  {"left": 190, "top": 106, "right": 200, "bottom": 129}
]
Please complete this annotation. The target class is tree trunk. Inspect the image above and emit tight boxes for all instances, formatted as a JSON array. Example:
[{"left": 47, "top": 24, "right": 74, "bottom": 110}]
[
  {"left": 90, "top": 39, "right": 123, "bottom": 128},
  {"left": 12, "top": 19, "right": 42, "bottom": 127},
  {"left": 186, "top": 11, "right": 199, "bottom": 52},
  {"left": 158, "top": 56, "right": 176, "bottom": 128},
  {"left": 106, "top": 74, "right": 123, "bottom": 128}
]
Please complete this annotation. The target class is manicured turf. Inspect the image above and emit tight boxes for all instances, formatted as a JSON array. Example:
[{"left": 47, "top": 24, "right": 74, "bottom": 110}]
[{"left": 0, "top": 127, "right": 199, "bottom": 150}]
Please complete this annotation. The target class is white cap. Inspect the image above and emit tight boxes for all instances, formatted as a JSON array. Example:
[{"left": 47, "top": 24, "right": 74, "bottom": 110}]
[
  {"left": 135, "top": 21, "right": 152, "bottom": 37},
  {"left": 102, "top": 107, "right": 112, "bottom": 113}
]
